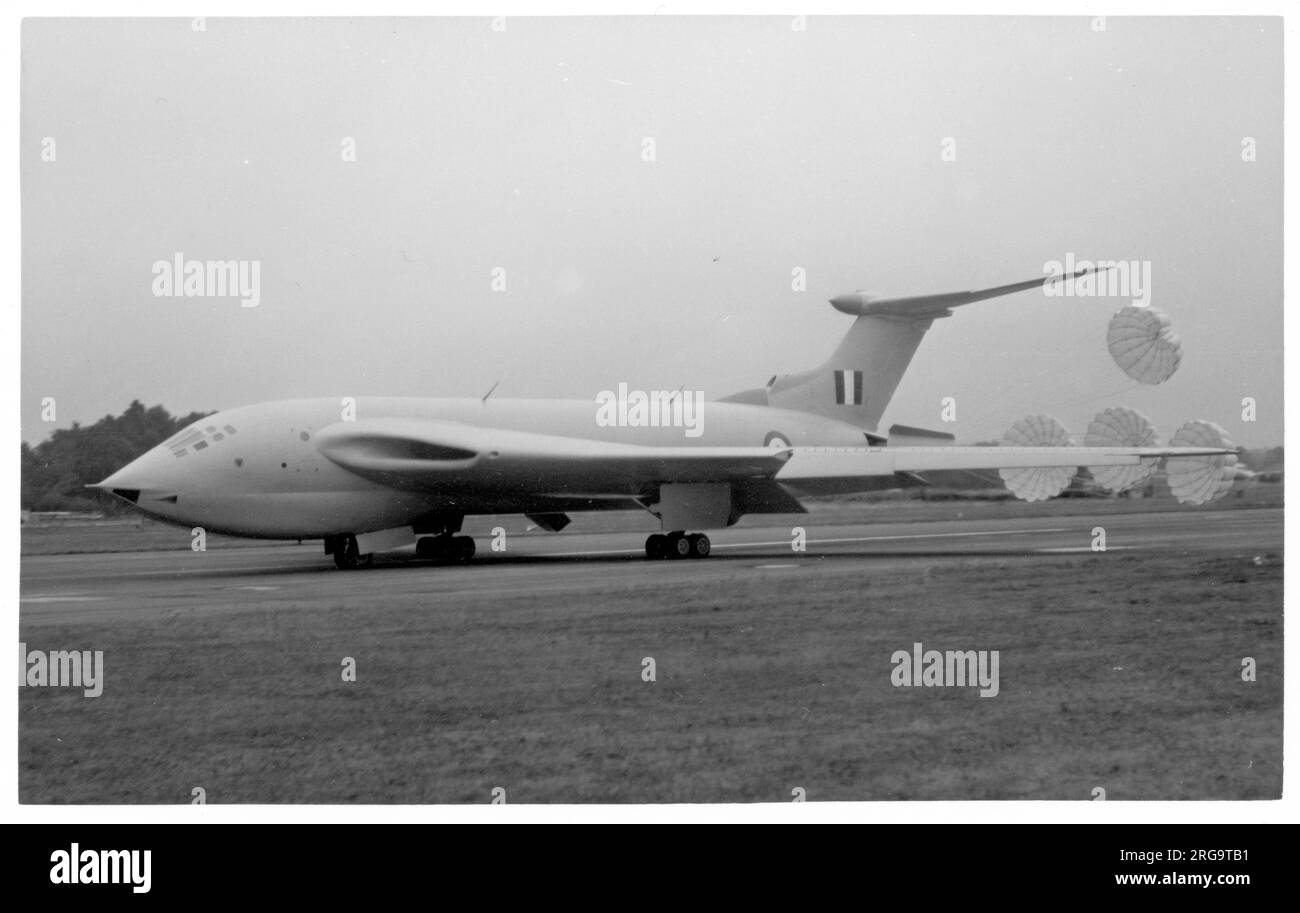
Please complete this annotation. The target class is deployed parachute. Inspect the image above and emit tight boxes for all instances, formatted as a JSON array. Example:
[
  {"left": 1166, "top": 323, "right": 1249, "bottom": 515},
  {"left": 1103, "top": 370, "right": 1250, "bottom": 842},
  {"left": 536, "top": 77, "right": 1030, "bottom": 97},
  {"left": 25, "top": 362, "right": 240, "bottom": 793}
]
[
  {"left": 1107, "top": 306, "right": 1182, "bottom": 385},
  {"left": 999, "top": 413, "right": 1075, "bottom": 501},
  {"left": 1084, "top": 406, "right": 1160, "bottom": 493},
  {"left": 1165, "top": 420, "right": 1237, "bottom": 505}
]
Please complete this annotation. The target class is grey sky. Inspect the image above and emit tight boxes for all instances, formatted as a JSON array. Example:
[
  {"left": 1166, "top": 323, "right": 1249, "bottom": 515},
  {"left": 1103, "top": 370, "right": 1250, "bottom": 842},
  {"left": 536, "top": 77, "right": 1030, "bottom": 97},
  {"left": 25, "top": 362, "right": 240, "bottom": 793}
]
[{"left": 22, "top": 16, "right": 1282, "bottom": 446}]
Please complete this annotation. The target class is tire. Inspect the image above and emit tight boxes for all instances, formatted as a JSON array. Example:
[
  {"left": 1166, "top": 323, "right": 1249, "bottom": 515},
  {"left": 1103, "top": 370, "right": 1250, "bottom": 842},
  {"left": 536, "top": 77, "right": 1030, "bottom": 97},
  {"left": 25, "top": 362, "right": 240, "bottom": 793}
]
[
  {"left": 645, "top": 535, "right": 664, "bottom": 559},
  {"left": 690, "top": 534, "right": 711, "bottom": 558},
  {"left": 670, "top": 534, "right": 691, "bottom": 559},
  {"left": 333, "top": 535, "right": 362, "bottom": 569},
  {"left": 455, "top": 536, "right": 476, "bottom": 562}
]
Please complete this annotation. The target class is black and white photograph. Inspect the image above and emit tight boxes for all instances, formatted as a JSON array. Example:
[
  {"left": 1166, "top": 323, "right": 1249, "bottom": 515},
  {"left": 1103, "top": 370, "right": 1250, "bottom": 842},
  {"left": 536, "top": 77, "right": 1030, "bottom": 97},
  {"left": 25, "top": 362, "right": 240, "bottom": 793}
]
[{"left": 14, "top": 8, "right": 1286, "bottom": 821}]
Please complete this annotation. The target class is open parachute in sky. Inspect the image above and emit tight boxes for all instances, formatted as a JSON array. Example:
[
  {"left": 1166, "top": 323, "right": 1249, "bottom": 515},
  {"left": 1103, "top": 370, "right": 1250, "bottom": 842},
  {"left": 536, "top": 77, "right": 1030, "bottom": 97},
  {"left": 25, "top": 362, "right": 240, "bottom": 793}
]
[{"left": 1107, "top": 306, "right": 1183, "bottom": 385}]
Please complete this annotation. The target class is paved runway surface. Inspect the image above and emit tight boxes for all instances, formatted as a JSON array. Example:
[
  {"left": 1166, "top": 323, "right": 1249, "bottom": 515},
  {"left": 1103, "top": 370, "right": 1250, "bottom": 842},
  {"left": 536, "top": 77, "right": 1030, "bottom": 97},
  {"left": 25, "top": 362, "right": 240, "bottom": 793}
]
[{"left": 21, "top": 509, "right": 1282, "bottom": 626}]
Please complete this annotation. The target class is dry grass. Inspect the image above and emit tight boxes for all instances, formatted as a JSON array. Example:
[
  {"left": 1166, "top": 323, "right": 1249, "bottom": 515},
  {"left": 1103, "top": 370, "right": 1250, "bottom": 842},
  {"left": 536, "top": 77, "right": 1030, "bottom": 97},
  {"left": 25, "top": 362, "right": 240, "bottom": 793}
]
[{"left": 19, "top": 549, "right": 1280, "bottom": 803}]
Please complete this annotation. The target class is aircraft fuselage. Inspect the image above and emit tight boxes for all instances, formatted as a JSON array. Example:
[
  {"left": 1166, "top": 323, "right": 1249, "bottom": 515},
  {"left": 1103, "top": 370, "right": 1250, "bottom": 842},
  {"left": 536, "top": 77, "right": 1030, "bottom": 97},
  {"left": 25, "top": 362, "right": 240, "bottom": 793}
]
[{"left": 97, "top": 396, "right": 870, "bottom": 538}]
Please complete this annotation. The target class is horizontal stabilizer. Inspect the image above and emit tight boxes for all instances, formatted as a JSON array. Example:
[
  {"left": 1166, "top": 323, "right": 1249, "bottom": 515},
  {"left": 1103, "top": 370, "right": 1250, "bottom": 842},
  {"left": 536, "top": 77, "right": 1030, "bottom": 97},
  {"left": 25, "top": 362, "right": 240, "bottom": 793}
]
[{"left": 829, "top": 266, "right": 1098, "bottom": 320}]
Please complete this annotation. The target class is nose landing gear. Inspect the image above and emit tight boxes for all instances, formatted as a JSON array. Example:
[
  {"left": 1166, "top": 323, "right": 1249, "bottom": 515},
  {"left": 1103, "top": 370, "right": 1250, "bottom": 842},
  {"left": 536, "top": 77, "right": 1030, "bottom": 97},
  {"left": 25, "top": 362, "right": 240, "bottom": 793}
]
[
  {"left": 327, "top": 534, "right": 373, "bottom": 570},
  {"left": 645, "top": 532, "right": 711, "bottom": 560},
  {"left": 328, "top": 532, "right": 476, "bottom": 568}
]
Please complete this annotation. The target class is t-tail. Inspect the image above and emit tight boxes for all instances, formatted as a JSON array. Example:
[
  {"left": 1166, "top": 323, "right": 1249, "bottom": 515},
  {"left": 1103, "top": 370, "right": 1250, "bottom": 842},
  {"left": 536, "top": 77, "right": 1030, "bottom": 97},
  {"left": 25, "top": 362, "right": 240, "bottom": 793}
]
[{"left": 721, "top": 266, "right": 1099, "bottom": 433}]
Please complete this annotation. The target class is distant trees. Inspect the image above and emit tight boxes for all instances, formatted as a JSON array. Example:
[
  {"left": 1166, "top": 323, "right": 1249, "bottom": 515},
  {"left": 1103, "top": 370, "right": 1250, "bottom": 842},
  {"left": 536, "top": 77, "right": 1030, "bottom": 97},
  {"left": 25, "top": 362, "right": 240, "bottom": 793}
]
[
  {"left": 1239, "top": 446, "right": 1284, "bottom": 474},
  {"left": 22, "top": 401, "right": 212, "bottom": 512}
]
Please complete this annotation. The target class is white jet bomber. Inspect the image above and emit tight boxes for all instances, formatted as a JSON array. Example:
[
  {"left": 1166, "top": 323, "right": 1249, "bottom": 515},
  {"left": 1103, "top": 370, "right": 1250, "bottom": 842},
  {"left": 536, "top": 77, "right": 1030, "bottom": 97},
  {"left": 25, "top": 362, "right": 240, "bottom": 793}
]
[{"left": 94, "top": 268, "right": 1237, "bottom": 568}]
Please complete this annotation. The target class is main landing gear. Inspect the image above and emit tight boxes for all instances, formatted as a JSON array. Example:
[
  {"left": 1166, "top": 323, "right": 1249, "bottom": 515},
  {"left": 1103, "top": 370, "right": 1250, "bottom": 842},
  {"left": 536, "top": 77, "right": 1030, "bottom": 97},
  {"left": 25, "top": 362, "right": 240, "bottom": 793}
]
[
  {"left": 327, "top": 534, "right": 373, "bottom": 570},
  {"left": 415, "top": 534, "right": 476, "bottom": 564},
  {"left": 328, "top": 532, "right": 477, "bottom": 569},
  {"left": 645, "top": 532, "right": 711, "bottom": 560}
]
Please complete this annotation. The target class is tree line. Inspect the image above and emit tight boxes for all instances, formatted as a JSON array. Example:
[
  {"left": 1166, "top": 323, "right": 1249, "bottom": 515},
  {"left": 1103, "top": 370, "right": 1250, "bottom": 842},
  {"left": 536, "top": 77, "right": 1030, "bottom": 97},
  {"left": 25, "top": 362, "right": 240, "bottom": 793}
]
[{"left": 22, "top": 401, "right": 212, "bottom": 512}]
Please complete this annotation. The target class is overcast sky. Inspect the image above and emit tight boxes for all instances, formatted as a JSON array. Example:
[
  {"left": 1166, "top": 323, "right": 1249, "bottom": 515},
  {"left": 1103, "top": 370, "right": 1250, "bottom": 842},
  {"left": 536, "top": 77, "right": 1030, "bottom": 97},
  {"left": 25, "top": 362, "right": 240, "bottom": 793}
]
[{"left": 22, "top": 16, "right": 1282, "bottom": 447}]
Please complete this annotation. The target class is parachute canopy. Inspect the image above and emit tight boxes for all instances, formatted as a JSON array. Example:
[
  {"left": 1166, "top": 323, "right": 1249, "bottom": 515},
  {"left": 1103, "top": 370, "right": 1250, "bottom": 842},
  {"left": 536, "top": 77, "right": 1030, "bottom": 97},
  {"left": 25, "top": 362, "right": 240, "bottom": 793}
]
[
  {"left": 1107, "top": 306, "right": 1182, "bottom": 385},
  {"left": 1084, "top": 406, "right": 1159, "bottom": 493},
  {"left": 1165, "top": 420, "right": 1237, "bottom": 505},
  {"left": 999, "top": 413, "right": 1075, "bottom": 501}
]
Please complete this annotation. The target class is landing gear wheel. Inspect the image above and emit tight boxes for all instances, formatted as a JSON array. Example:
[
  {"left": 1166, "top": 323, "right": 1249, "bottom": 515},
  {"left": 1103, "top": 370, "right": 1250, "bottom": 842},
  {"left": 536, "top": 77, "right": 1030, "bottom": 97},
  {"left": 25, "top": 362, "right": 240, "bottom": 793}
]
[
  {"left": 669, "top": 533, "right": 692, "bottom": 559},
  {"left": 648, "top": 532, "right": 711, "bottom": 559},
  {"left": 453, "top": 536, "right": 476, "bottom": 562},
  {"left": 333, "top": 534, "right": 369, "bottom": 570}
]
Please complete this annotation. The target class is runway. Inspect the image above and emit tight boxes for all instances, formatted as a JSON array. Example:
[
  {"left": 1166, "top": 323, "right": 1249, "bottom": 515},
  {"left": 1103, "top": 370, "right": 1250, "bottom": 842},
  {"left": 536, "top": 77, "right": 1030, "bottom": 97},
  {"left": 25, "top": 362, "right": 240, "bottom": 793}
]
[{"left": 20, "top": 508, "right": 1282, "bottom": 626}]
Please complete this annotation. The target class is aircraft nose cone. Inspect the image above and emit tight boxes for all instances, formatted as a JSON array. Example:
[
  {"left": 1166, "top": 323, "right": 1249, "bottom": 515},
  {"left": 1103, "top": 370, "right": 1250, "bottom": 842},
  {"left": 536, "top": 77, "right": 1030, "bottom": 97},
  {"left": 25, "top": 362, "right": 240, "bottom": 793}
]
[
  {"left": 94, "top": 455, "right": 147, "bottom": 491},
  {"left": 91, "top": 445, "right": 177, "bottom": 503}
]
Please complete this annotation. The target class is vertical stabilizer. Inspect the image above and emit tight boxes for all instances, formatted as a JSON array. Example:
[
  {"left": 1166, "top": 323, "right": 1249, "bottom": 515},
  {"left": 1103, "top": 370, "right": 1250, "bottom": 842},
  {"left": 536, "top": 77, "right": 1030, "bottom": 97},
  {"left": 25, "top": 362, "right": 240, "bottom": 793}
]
[{"left": 723, "top": 267, "right": 1098, "bottom": 432}]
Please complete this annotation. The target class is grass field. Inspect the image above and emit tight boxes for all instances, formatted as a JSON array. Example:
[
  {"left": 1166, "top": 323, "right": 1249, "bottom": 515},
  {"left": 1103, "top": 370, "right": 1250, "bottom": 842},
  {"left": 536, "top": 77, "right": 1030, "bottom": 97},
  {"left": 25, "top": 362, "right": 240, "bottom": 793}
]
[{"left": 19, "top": 547, "right": 1281, "bottom": 803}]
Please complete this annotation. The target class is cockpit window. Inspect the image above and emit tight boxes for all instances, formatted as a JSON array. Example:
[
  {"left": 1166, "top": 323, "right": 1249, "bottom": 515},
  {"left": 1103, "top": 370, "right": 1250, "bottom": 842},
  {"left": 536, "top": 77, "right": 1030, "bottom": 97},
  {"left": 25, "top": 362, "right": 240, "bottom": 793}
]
[{"left": 164, "top": 422, "right": 237, "bottom": 457}]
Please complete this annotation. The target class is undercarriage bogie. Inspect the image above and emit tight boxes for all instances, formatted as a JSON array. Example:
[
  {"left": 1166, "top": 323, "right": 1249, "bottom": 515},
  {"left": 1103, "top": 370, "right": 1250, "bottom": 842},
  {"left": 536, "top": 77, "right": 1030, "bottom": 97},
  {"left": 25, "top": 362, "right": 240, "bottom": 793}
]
[
  {"left": 326, "top": 530, "right": 476, "bottom": 568},
  {"left": 645, "top": 531, "right": 711, "bottom": 560}
]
